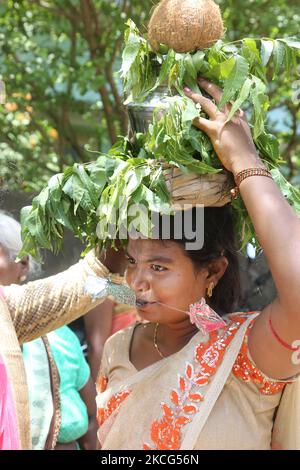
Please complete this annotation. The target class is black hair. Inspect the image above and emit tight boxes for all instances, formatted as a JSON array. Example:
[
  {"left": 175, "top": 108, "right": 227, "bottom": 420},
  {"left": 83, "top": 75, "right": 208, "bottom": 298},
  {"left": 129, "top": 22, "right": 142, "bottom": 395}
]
[{"left": 155, "top": 205, "right": 240, "bottom": 315}]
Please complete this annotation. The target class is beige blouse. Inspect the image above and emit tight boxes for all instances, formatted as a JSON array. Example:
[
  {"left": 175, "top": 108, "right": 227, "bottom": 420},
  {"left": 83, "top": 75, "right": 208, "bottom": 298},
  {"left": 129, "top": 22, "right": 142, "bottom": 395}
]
[{"left": 97, "top": 314, "right": 297, "bottom": 450}]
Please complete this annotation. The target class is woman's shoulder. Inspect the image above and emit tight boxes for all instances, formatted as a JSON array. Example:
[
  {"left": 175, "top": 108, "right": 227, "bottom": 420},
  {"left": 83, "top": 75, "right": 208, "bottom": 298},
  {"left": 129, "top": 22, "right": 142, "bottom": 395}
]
[
  {"left": 224, "top": 310, "right": 261, "bottom": 325},
  {"left": 103, "top": 321, "right": 140, "bottom": 353}
]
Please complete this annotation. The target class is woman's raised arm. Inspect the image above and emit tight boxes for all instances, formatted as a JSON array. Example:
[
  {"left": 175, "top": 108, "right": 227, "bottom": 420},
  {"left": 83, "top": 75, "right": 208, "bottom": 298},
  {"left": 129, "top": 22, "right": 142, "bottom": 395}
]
[
  {"left": 185, "top": 79, "right": 300, "bottom": 380},
  {"left": 3, "top": 251, "right": 125, "bottom": 344}
]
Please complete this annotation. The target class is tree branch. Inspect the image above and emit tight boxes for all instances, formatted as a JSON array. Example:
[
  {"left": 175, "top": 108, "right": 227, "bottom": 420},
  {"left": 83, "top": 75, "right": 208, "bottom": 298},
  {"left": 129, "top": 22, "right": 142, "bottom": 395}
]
[
  {"left": 28, "top": 0, "right": 81, "bottom": 27},
  {"left": 106, "top": 34, "right": 128, "bottom": 135},
  {"left": 79, "top": 0, "right": 118, "bottom": 143}
]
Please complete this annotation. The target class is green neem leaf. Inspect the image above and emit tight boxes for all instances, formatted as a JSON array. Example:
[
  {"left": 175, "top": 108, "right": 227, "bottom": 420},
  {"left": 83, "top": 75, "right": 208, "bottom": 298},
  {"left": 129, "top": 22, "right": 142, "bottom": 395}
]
[
  {"left": 272, "top": 40, "right": 286, "bottom": 77},
  {"left": 127, "top": 205, "right": 153, "bottom": 239},
  {"left": 218, "top": 55, "right": 249, "bottom": 108},
  {"left": 131, "top": 185, "right": 144, "bottom": 204},
  {"left": 184, "top": 126, "right": 205, "bottom": 154},
  {"left": 226, "top": 77, "right": 253, "bottom": 122},
  {"left": 62, "top": 175, "right": 85, "bottom": 214},
  {"left": 49, "top": 171, "right": 64, "bottom": 184},
  {"left": 104, "top": 156, "right": 119, "bottom": 178},
  {"left": 149, "top": 166, "right": 170, "bottom": 203},
  {"left": 279, "top": 37, "right": 300, "bottom": 50},
  {"left": 255, "top": 132, "right": 281, "bottom": 163},
  {"left": 49, "top": 183, "right": 63, "bottom": 205},
  {"left": 181, "top": 98, "right": 200, "bottom": 123},
  {"left": 182, "top": 72, "right": 200, "bottom": 93},
  {"left": 260, "top": 39, "right": 274, "bottom": 67},
  {"left": 33, "top": 187, "right": 50, "bottom": 215},
  {"left": 49, "top": 219, "right": 63, "bottom": 241},
  {"left": 207, "top": 42, "right": 227, "bottom": 68},
  {"left": 124, "top": 167, "right": 144, "bottom": 196},
  {"left": 271, "top": 168, "right": 290, "bottom": 194},
  {"left": 157, "top": 43, "right": 170, "bottom": 54},
  {"left": 158, "top": 50, "right": 175, "bottom": 85},
  {"left": 168, "top": 62, "right": 180, "bottom": 88},
  {"left": 48, "top": 198, "right": 74, "bottom": 232},
  {"left": 18, "top": 231, "right": 42, "bottom": 263},
  {"left": 206, "top": 56, "right": 235, "bottom": 81},
  {"left": 192, "top": 51, "right": 206, "bottom": 72},
  {"left": 242, "top": 38, "right": 261, "bottom": 59},
  {"left": 140, "top": 184, "right": 168, "bottom": 214},
  {"left": 108, "top": 137, "right": 130, "bottom": 157},
  {"left": 184, "top": 53, "right": 197, "bottom": 80},
  {"left": 283, "top": 45, "right": 293, "bottom": 78},
  {"left": 87, "top": 164, "right": 107, "bottom": 192},
  {"left": 26, "top": 207, "right": 52, "bottom": 250},
  {"left": 270, "top": 168, "right": 300, "bottom": 216},
  {"left": 110, "top": 160, "right": 130, "bottom": 182},
  {"left": 20, "top": 207, "right": 34, "bottom": 254},
  {"left": 250, "top": 76, "right": 269, "bottom": 139},
  {"left": 73, "top": 164, "right": 99, "bottom": 207},
  {"left": 121, "top": 23, "right": 141, "bottom": 77},
  {"left": 168, "top": 151, "right": 221, "bottom": 174}
]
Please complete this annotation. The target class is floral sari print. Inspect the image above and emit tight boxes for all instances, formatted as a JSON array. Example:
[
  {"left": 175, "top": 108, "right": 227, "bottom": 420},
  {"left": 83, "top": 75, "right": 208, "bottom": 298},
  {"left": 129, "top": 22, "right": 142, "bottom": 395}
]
[{"left": 96, "top": 312, "right": 298, "bottom": 450}]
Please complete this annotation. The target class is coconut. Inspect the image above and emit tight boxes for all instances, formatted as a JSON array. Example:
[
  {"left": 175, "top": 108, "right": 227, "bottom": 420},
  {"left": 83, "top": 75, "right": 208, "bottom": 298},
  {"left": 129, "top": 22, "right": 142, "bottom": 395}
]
[{"left": 148, "top": 0, "right": 224, "bottom": 53}]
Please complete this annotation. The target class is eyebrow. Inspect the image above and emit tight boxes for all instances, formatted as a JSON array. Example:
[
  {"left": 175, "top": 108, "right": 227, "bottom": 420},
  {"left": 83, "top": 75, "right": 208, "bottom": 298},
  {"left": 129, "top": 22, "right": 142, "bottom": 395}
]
[{"left": 125, "top": 251, "right": 174, "bottom": 264}]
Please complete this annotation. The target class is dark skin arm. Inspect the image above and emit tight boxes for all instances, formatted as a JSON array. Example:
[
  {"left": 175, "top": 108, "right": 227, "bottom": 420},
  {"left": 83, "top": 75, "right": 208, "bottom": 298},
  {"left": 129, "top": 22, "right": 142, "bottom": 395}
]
[
  {"left": 85, "top": 244, "right": 128, "bottom": 381},
  {"left": 185, "top": 79, "right": 300, "bottom": 380},
  {"left": 77, "top": 376, "right": 98, "bottom": 450},
  {"left": 84, "top": 299, "right": 114, "bottom": 382}
]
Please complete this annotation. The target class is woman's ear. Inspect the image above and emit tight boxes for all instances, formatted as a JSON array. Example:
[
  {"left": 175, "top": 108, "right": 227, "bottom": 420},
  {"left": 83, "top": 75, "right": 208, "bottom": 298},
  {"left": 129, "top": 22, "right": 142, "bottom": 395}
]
[
  {"left": 18, "top": 255, "right": 30, "bottom": 283},
  {"left": 206, "top": 256, "right": 229, "bottom": 287}
]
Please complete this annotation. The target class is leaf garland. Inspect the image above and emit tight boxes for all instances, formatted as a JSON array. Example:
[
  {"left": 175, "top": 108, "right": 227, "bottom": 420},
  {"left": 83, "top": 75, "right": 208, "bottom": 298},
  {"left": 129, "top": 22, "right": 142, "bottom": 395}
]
[{"left": 19, "top": 153, "right": 172, "bottom": 260}]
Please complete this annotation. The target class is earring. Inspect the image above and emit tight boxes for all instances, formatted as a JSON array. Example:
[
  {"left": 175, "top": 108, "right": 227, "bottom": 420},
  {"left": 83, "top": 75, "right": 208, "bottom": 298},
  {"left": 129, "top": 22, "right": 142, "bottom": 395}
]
[
  {"left": 207, "top": 282, "right": 214, "bottom": 298},
  {"left": 188, "top": 298, "right": 226, "bottom": 335},
  {"left": 20, "top": 275, "right": 27, "bottom": 283}
]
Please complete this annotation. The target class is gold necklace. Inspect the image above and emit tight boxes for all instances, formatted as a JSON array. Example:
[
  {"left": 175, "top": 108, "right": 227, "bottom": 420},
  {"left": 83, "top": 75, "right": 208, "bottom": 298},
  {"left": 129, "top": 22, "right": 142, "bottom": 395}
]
[{"left": 153, "top": 322, "right": 165, "bottom": 359}]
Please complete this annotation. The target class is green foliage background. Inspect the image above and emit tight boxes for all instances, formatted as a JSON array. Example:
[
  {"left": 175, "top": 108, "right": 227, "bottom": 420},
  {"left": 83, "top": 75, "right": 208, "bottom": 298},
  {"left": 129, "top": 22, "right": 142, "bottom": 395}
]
[{"left": 0, "top": 0, "right": 299, "bottom": 191}]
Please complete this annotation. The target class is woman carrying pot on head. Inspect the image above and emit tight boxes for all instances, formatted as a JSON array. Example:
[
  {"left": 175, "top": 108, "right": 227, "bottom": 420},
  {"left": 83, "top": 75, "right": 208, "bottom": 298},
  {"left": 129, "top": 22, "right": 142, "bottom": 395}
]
[
  {"left": 0, "top": 211, "right": 131, "bottom": 450},
  {"left": 95, "top": 79, "right": 300, "bottom": 450}
]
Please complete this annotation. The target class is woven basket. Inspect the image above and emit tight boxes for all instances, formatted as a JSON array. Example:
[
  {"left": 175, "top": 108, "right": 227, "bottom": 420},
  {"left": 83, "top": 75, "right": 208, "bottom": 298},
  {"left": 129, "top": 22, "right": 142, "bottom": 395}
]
[{"left": 162, "top": 164, "right": 235, "bottom": 209}]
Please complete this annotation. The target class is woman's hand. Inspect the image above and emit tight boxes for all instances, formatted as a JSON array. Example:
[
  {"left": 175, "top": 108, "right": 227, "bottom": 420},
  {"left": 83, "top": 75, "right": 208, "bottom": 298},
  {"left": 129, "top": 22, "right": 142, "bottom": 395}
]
[{"left": 184, "top": 78, "right": 265, "bottom": 175}]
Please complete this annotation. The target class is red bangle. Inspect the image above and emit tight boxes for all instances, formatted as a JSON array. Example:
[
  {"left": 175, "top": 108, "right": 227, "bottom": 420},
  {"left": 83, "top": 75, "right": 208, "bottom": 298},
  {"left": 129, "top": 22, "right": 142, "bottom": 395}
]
[
  {"left": 234, "top": 168, "right": 273, "bottom": 187},
  {"left": 269, "top": 315, "right": 299, "bottom": 351},
  {"left": 230, "top": 168, "right": 273, "bottom": 200}
]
